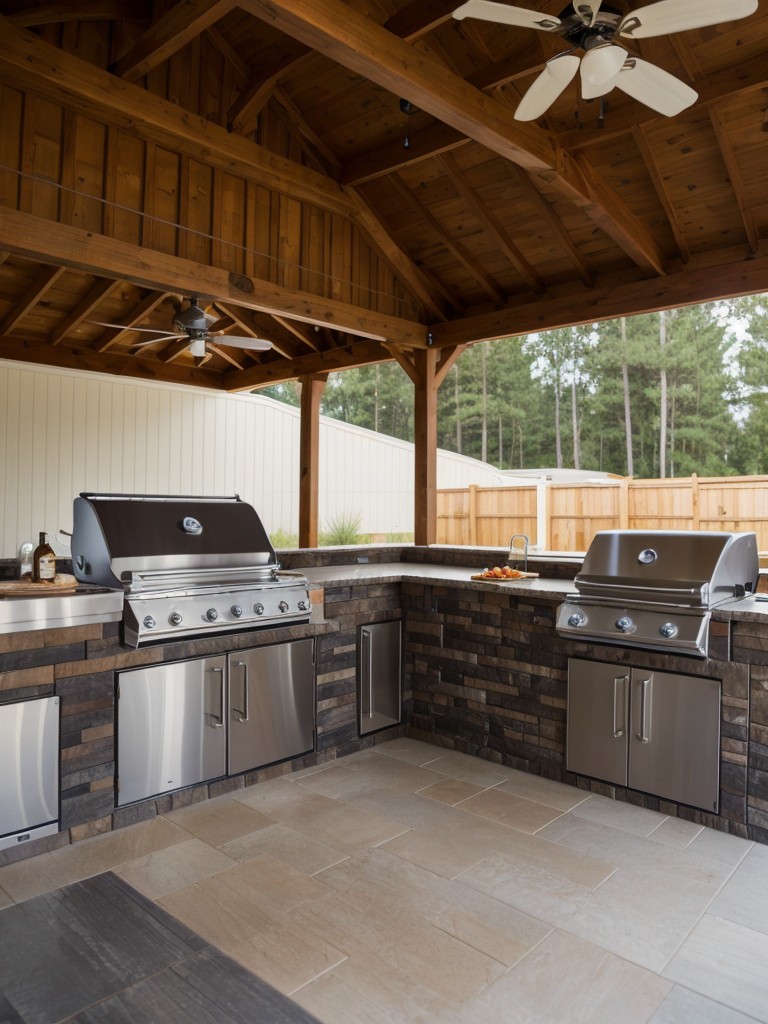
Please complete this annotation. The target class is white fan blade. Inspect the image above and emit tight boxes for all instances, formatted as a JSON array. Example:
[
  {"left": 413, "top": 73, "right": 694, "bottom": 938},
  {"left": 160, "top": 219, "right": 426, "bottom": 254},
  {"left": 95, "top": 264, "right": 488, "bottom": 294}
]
[
  {"left": 514, "top": 54, "right": 580, "bottom": 121},
  {"left": 580, "top": 44, "right": 626, "bottom": 86},
  {"left": 613, "top": 57, "right": 697, "bottom": 116},
  {"left": 130, "top": 334, "right": 186, "bottom": 348},
  {"left": 573, "top": 1, "right": 602, "bottom": 26},
  {"left": 215, "top": 335, "right": 273, "bottom": 351},
  {"left": 453, "top": 0, "right": 561, "bottom": 31},
  {"left": 619, "top": 0, "right": 757, "bottom": 39},
  {"left": 86, "top": 320, "right": 175, "bottom": 334}
]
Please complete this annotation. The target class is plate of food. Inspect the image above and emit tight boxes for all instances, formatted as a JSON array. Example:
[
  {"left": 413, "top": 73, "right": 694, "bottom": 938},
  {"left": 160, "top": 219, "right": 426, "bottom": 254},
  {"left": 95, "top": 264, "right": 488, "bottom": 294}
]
[{"left": 470, "top": 566, "right": 539, "bottom": 582}]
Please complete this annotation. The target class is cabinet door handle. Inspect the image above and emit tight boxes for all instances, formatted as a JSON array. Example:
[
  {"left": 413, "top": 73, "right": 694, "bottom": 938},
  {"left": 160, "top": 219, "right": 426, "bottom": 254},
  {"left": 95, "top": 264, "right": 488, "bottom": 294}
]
[
  {"left": 233, "top": 660, "right": 249, "bottom": 723},
  {"left": 361, "top": 628, "right": 373, "bottom": 718},
  {"left": 613, "top": 675, "right": 628, "bottom": 738},
  {"left": 209, "top": 666, "right": 225, "bottom": 728},
  {"left": 636, "top": 675, "right": 652, "bottom": 743}
]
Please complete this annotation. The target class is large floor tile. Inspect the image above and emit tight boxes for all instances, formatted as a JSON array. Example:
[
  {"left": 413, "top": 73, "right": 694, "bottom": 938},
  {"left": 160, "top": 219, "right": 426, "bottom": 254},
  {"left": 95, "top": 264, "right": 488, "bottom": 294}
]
[
  {"left": 367, "top": 737, "right": 447, "bottom": 767},
  {"left": 663, "top": 914, "right": 768, "bottom": 1022},
  {"left": 115, "top": 837, "right": 238, "bottom": 899},
  {"left": 685, "top": 827, "right": 754, "bottom": 868},
  {"left": 417, "top": 776, "right": 485, "bottom": 805},
  {"left": 419, "top": 749, "right": 513, "bottom": 787},
  {"left": 219, "top": 822, "right": 350, "bottom": 875},
  {"left": 494, "top": 772, "right": 590, "bottom": 812},
  {"left": 316, "top": 846, "right": 553, "bottom": 967},
  {"left": 455, "top": 787, "right": 565, "bottom": 833},
  {"left": 649, "top": 985, "right": 760, "bottom": 1024},
  {"left": 646, "top": 816, "right": 704, "bottom": 850},
  {"left": 447, "top": 928, "right": 671, "bottom": 1024},
  {"left": 164, "top": 795, "right": 276, "bottom": 847},
  {"left": 0, "top": 817, "right": 190, "bottom": 903},
  {"left": 707, "top": 843, "right": 768, "bottom": 935},
  {"left": 292, "top": 890, "right": 506, "bottom": 1004},
  {"left": 570, "top": 794, "right": 669, "bottom": 836}
]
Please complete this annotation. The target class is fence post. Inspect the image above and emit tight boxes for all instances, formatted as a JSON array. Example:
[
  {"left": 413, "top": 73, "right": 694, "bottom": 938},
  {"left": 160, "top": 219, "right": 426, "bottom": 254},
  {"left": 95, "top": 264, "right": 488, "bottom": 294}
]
[
  {"left": 537, "top": 479, "right": 549, "bottom": 550},
  {"left": 691, "top": 473, "right": 700, "bottom": 530},
  {"left": 619, "top": 477, "right": 630, "bottom": 529},
  {"left": 469, "top": 484, "right": 478, "bottom": 546}
]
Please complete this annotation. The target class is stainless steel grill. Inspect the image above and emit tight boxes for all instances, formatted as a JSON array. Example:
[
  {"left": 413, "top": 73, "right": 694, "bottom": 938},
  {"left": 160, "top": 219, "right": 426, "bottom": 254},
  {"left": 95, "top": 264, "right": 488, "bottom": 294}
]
[
  {"left": 71, "top": 493, "right": 311, "bottom": 646},
  {"left": 556, "top": 529, "right": 759, "bottom": 656}
]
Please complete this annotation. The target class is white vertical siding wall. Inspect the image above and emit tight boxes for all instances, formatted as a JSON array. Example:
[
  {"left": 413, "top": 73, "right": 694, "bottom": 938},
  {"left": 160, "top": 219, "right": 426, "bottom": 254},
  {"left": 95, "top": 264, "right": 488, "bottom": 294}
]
[{"left": 0, "top": 361, "right": 509, "bottom": 557}]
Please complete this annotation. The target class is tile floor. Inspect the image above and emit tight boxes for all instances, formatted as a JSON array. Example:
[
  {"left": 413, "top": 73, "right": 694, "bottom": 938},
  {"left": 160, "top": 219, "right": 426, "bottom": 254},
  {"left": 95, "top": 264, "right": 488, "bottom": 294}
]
[{"left": 2, "top": 738, "right": 768, "bottom": 1023}]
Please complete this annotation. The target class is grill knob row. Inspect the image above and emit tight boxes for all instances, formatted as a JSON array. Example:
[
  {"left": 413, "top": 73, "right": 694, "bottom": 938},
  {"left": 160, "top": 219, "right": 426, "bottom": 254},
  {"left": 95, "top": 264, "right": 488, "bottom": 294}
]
[{"left": 140, "top": 594, "right": 309, "bottom": 632}]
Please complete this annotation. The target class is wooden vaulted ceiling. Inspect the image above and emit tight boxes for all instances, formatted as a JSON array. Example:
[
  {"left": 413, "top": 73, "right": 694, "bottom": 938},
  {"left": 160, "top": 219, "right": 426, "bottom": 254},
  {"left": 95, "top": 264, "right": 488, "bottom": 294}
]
[{"left": 0, "top": 0, "right": 767, "bottom": 392}]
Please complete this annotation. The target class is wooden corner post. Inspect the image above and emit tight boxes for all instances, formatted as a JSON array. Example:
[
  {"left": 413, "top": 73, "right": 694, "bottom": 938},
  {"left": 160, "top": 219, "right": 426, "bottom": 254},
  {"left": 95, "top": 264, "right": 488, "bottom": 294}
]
[{"left": 299, "top": 374, "right": 327, "bottom": 549}]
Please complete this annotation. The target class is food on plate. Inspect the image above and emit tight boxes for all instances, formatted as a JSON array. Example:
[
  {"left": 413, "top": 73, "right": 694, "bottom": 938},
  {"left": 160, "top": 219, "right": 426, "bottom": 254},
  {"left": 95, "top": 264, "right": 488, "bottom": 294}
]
[{"left": 478, "top": 566, "right": 525, "bottom": 579}]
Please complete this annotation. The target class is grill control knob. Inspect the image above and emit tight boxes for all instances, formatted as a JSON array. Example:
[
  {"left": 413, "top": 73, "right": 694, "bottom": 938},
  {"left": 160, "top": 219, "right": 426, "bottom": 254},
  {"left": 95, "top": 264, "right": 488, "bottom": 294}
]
[
  {"left": 298, "top": 600, "right": 309, "bottom": 611},
  {"left": 659, "top": 622, "right": 678, "bottom": 639},
  {"left": 206, "top": 608, "right": 219, "bottom": 622},
  {"left": 279, "top": 600, "right": 289, "bottom": 613},
  {"left": 254, "top": 602, "right": 265, "bottom": 615},
  {"left": 615, "top": 616, "right": 634, "bottom": 633},
  {"left": 169, "top": 611, "right": 183, "bottom": 626},
  {"left": 143, "top": 614, "right": 156, "bottom": 630},
  {"left": 567, "top": 612, "right": 586, "bottom": 628},
  {"left": 231, "top": 605, "right": 243, "bottom": 618}
]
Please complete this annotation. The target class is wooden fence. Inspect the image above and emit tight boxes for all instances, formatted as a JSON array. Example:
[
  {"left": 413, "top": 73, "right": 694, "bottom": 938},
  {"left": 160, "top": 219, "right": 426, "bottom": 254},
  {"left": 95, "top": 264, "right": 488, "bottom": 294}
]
[{"left": 436, "top": 474, "right": 768, "bottom": 552}]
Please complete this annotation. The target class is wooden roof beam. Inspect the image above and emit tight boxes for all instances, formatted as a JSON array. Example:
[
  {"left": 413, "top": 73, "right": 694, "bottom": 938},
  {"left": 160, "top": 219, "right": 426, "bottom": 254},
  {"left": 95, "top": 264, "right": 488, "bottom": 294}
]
[
  {"left": 50, "top": 278, "right": 121, "bottom": 345},
  {"left": 383, "top": 0, "right": 456, "bottom": 42},
  {"left": 227, "top": 42, "right": 311, "bottom": 134},
  {"left": 240, "top": 0, "right": 665, "bottom": 275},
  {"left": 111, "top": 0, "right": 237, "bottom": 82},
  {"left": 225, "top": 339, "right": 392, "bottom": 390},
  {"left": 709, "top": 105, "right": 760, "bottom": 255},
  {"left": 91, "top": 290, "right": 172, "bottom": 352},
  {"left": 632, "top": 126, "right": 691, "bottom": 264}
]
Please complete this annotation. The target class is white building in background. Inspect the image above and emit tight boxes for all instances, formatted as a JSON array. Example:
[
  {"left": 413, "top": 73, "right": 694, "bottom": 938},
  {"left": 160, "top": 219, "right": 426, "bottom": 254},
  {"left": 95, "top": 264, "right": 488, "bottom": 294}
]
[{"left": 0, "top": 360, "right": 512, "bottom": 557}]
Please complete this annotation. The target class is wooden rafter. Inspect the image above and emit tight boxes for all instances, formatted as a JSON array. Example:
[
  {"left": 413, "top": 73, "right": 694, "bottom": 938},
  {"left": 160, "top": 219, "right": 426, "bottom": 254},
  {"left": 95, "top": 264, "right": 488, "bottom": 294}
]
[
  {"left": 632, "top": 126, "right": 690, "bottom": 264},
  {"left": 225, "top": 338, "right": 392, "bottom": 390},
  {"left": 91, "top": 290, "right": 171, "bottom": 352},
  {"left": 227, "top": 41, "right": 310, "bottom": 134},
  {"left": 1, "top": 266, "right": 65, "bottom": 333},
  {"left": 709, "top": 104, "right": 760, "bottom": 254},
  {"left": 49, "top": 278, "right": 121, "bottom": 346},
  {"left": 513, "top": 168, "right": 593, "bottom": 287},
  {"left": 111, "top": 0, "right": 237, "bottom": 82}
]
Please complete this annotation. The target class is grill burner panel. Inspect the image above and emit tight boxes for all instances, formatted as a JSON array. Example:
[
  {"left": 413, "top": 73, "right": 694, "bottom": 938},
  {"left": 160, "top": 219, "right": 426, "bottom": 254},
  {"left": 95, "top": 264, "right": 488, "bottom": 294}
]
[
  {"left": 556, "top": 530, "right": 758, "bottom": 657},
  {"left": 71, "top": 493, "right": 311, "bottom": 647}
]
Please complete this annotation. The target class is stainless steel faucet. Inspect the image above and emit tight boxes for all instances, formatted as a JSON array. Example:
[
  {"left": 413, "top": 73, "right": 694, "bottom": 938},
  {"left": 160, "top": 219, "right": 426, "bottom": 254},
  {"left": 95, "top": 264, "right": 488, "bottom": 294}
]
[{"left": 509, "top": 534, "right": 529, "bottom": 572}]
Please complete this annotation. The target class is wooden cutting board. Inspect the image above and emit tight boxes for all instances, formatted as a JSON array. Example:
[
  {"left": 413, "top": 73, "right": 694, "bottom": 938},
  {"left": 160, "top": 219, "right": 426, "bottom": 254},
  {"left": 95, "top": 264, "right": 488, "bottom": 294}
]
[
  {"left": 470, "top": 571, "right": 539, "bottom": 582},
  {"left": 0, "top": 574, "right": 78, "bottom": 596}
]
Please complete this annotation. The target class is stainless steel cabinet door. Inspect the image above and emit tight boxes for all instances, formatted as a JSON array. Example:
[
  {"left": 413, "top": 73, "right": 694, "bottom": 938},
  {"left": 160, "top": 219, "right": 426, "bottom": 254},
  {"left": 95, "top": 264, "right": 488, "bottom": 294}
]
[
  {"left": 358, "top": 620, "right": 402, "bottom": 736},
  {"left": 228, "top": 639, "right": 314, "bottom": 775},
  {"left": 629, "top": 669, "right": 720, "bottom": 813},
  {"left": 0, "top": 695, "right": 59, "bottom": 844},
  {"left": 566, "top": 657, "right": 629, "bottom": 786},
  {"left": 116, "top": 656, "right": 227, "bottom": 805}
]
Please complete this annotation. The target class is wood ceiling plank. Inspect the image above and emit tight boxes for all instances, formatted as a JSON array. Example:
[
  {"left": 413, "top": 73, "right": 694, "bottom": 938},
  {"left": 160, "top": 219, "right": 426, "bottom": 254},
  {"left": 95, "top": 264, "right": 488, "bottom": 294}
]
[
  {"left": 91, "top": 289, "right": 172, "bottom": 352},
  {"left": 0, "top": 207, "right": 426, "bottom": 348},
  {"left": 240, "top": 0, "right": 666, "bottom": 275},
  {"left": 343, "top": 122, "right": 467, "bottom": 186},
  {"left": 111, "top": 0, "right": 237, "bottom": 82},
  {"left": 227, "top": 41, "right": 311, "bottom": 134},
  {"left": 383, "top": 0, "right": 456, "bottom": 43},
  {"left": 436, "top": 152, "right": 543, "bottom": 293},
  {"left": 513, "top": 168, "right": 593, "bottom": 287},
  {"left": 4, "top": 2, "right": 127, "bottom": 27}
]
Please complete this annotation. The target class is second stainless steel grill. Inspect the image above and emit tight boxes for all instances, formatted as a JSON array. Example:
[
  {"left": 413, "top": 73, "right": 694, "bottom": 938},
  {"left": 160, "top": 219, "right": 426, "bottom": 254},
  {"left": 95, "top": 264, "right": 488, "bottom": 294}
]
[
  {"left": 556, "top": 529, "right": 759, "bottom": 656},
  {"left": 71, "top": 493, "right": 311, "bottom": 646}
]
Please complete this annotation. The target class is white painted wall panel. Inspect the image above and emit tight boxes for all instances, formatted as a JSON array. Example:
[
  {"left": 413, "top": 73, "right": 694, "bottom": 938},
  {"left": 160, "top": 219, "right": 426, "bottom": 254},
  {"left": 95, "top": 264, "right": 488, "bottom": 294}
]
[{"left": 0, "top": 361, "right": 510, "bottom": 557}]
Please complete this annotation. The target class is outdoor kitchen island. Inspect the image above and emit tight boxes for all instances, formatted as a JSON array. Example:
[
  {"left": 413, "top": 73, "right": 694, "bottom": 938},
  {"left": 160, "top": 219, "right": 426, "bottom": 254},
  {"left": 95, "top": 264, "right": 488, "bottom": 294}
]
[{"left": 2, "top": 546, "right": 768, "bottom": 867}]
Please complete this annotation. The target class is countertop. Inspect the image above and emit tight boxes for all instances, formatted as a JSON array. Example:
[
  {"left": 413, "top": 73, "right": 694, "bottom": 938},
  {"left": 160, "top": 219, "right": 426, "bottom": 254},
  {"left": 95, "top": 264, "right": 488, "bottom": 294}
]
[
  {"left": 302, "top": 562, "right": 575, "bottom": 599},
  {"left": 0, "top": 586, "right": 123, "bottom": 635}
]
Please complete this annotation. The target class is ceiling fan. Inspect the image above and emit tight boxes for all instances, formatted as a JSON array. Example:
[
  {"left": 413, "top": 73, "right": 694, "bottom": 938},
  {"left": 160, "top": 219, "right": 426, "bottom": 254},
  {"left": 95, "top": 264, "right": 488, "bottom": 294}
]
[
  {"left": 452, "top": 0, "right": 758, "bottom": 121},
  {"left": 88, "top": 297, "right": 273, "bottom": 357}
]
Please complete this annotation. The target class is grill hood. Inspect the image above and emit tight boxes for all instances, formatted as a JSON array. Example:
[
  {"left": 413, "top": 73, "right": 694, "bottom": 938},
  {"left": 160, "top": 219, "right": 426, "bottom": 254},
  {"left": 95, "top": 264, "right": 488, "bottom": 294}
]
[{"left": 72, "top": 493, "right": 276, "bottom": 589}]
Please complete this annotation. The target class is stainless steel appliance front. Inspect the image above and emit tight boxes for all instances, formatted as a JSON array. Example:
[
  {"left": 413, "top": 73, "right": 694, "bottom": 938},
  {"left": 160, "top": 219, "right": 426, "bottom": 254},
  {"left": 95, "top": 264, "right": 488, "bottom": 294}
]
[
  {"left": 0, "top": 695, "right": 59, "bottom": 851},
  {"left": 116, "top": 639, "right": 314, "bottom": 805},
  {"left": 358, "top": 620, "right": 402, "bottom": 736},
  {"left": 567, "top": 657, "right": 721, "bottom": 812}
]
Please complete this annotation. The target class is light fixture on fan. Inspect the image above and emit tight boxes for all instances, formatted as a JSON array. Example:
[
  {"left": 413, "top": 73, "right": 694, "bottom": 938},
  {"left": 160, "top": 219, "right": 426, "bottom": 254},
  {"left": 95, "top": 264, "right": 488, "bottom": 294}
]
[{"left": 453, "top": 0, "right": 758, "bottom": 120}]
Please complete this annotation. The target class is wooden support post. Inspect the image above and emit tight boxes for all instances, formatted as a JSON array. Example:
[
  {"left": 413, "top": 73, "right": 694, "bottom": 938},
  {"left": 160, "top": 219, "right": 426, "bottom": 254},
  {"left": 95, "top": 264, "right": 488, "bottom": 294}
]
[
  {"left": 413, "top": 348, "right": 439, "bottom": 546},
  {"left": 299, "top": 374, "right": 327, "bottom": 549},
  {"left": 691, "top": 473, "right": 700, "bottom": 530},
  {"left": 468, "top": 484, "right": 478, "bottom": 546}
]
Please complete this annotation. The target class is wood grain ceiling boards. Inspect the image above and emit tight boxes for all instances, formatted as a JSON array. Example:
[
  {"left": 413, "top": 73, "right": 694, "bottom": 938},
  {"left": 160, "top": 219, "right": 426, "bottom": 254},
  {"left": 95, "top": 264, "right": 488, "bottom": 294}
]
[{"left": 0, "top": 0, "right": 765, "bottom": 390}]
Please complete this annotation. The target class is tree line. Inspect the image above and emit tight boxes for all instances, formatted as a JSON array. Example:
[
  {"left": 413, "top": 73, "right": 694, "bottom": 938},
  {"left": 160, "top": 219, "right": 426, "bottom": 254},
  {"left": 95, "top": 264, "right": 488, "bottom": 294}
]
[{"left": 259, "top": 295, "right": 768, "bottom": 478}]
